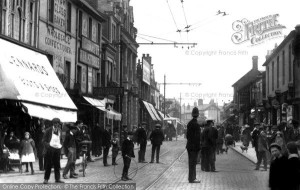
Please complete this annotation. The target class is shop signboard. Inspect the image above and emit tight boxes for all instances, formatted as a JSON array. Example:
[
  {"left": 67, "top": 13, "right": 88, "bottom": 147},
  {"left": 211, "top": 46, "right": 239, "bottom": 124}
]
[
  {"left": 142, "top": 58, "right": 150, "bottom": 85},
  {"left": 0, "top": 38, "right": 77, "bottom": 110}
]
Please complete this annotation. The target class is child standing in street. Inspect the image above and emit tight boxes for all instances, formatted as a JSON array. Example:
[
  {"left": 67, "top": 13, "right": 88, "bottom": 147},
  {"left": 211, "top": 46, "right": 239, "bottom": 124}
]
[
  {"left": 20, "top": 132, "right": 36, "bottom": 174},
  {"left": 121, "top": 131, "right": 135, "bottom": 181},
  {"left": 111, "top": 132, "right": 120, "bottom": 165}
]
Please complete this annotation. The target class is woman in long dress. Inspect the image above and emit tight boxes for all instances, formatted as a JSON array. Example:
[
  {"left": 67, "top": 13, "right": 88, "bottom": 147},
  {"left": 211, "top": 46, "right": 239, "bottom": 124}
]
[{"left": 20, "top": 132, "right": 36, "bottom": 174}]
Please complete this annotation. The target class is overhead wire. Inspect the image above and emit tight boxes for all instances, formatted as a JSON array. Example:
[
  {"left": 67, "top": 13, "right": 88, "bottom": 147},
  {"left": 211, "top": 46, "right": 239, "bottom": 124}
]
[
  {"left": 180, "top": 0, "right": 190, "bottom": 44},
  {"left": 166, "top": 0, "right": 182, "bottom": 40},
  {"left": 137, "top": 33, "right": 177, "bottom": 43}
]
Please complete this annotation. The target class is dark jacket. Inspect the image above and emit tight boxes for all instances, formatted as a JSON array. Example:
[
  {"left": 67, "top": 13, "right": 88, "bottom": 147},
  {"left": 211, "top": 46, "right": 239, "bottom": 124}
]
[
  {"left": 251, "top": 129, "right": 260, "bottom": 149},
  {"left": 269, "top": 155, "right": 288, "bottom": 190},
  {"left": 136, "top": 128, "right": 147, "bottom": 144},
  {"left": 150, "top": 128, "right": 164, "bottom": 145},
  {"left": 284, "top": 156, "right": 300, "bottom": 190},
  {"left": 102, "top": 130, "right": 111, "bottom": 147},
  {"left": 5, "top": 136, "right": 20, "bottom": 150},
  {"left": 202, "top": 126, "right": 218, "bottom": 148},
  {"left": 63, "top": 129, "right": 77, "bottom": 155},
  {"left": 42, "top": 126, "right": 63, "bottom": 153},
  {"left": 186, "top": 118, "right": 201, "bottom": 151},
  {"left": 35, "top": 128, "right": 45, "bottom": 157},
  {"left": 122, "top": 138, "right": 135, "bottom": 158},
  {"left": 19, "top": 138, "right": 36, "bottom": 156}
]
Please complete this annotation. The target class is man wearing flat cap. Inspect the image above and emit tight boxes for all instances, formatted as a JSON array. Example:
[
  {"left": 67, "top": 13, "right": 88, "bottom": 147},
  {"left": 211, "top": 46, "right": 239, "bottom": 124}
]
[
  {"left": 149, "top": 124, "right": 164, "bottom": 163},
  {"left": 186, "top": 107, "right": 201, "bottom": 183},
  {"left": 42, "top": 118, "right": 64, "bottom": 184},
  {"left": 137, "top": 122, "right": 147, "bottom": 163},
  {"left": 121, "top": 131, "right": 135, "bottom": 181},
  {"left": 269, "top": 143, "right": 287, "bottom": 190}
]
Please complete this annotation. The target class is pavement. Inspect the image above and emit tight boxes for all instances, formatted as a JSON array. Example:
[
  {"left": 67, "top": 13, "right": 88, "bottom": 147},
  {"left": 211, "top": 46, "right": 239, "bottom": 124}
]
[
  {"left": 0, "top": 141, "right": 151, "bottom": 177},
  {"left": 230, "top": 141, "right": 257, "bottom": 164}
]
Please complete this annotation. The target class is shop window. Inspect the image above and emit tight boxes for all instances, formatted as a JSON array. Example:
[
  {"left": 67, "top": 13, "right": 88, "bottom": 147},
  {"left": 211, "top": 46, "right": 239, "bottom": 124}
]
[
  {"left": 64, "top": 61, "right": 71, "bottom": 89},
  {"left": 10, "top": 13, "right": 15, "bottom": 38},
  {"left": 12, "top": 0, "right": 15, "bottom": 11},
  {"left": 67, "top": 2, "right": 71, "bottom": 32},
  {"left": 29, "top": 1, "right": 33, "bottom": 20},
  {"left": 28, "top": 22, "right": 32, "bottom": 45},
  {"left": 77, "top": 65, "right": 82, "bottom": 85},
  {"left": 2, "top": 1, "right": 7, "bottom": 35},
  {"left": 48, "top": 0, "right": 54, "bottom": 23},
  {"left": 78, "top": 11, "right": 82, "bottom": 36},
  {"left": 97, "top": 23, "right": 101, "bottom": 43},
  {"left": 88, "top": 17, "right": 92, "bottom": 39},
  {"left": 18, "top": 8, "right": 22, "bottom": 41}
]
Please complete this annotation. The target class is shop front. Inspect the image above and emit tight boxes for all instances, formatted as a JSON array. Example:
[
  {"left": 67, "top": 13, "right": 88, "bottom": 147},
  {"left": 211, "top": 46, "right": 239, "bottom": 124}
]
[{"left": 0, "top": 38, "right": 77, "bottom": 140}]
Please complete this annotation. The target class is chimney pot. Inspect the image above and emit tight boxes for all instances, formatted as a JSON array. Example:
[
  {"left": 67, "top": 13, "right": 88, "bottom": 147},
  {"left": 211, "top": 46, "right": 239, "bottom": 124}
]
[{"left": 252, "top": 56, "right": 258, "bottom": 70}]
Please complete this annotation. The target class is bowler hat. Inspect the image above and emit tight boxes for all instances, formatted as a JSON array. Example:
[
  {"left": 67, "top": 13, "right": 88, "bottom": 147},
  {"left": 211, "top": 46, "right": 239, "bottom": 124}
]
[
  {"left": 192, "top": 107, "right": 199, "bottom": 117},
  {"left": 269, "top": 143, "right": 281, "bottom": 152},
  {"left": 206, "top": 120, "right": 214, "bottom": 125},
  {"left": 52, "top": 118, "right": 61, "bottom": 124}
]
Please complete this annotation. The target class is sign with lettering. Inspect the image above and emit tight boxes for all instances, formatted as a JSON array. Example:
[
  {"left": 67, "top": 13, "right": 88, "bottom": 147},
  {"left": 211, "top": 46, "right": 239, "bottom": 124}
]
[
  {"left": 79, "top": 49, "right": 100, "bottom": 69},
  {"left": 142, "top": 59, "right": 150, "bottom": 85},
  {"left": 81, "top": 65, "right": 87, "bottom": 93},
  {"left": 94, "top": 87, "right": 124, "bottom": 96},
  {"left": 44, "top": 26, "right": 72, "bottom": 54},
  {"left": 82, "top": 37, "right": 100, "bottom": 56},
  {"left": 88, "top": 67, "right": 93, "bottom": 94},
  {"left": 82, "top": 13, "right": 88, "bottom": 37},
  {"left": 0, "top": 38, "right": 77, "bottom": 110},
  {"left": 54, "top": 0, "right": 66, "bottom": 29}
]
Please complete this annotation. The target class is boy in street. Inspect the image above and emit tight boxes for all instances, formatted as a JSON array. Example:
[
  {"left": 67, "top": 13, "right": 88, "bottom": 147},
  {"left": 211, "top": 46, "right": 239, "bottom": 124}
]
[
  {"left": 121, "top": 131, "right": 135, "bottom": 181},
  {"left": 111, "top": 132, "right": 120, "bottom": 165}
]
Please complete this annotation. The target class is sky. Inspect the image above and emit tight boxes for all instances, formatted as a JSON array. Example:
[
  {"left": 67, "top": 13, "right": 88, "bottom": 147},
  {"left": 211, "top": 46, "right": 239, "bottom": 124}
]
[{"left": 130, "top": 0, "right": 300, "bottom": 106}]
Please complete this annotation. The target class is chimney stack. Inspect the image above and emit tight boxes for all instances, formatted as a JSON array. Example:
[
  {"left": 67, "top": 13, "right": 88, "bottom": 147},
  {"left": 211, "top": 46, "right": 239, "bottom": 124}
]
[
  {"left": 198, "top": 99, "right": 203, "bottom": 106},
  {"left": 252, "top": 56, "right": 258, "bottom": 70}
]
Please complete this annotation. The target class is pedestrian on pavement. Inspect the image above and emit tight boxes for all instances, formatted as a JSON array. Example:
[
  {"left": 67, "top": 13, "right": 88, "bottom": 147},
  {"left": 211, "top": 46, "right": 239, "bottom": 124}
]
[
  {"left": 286, "top": 120, "right": 300, "bottom": 143},
  {"left": 74, "top": 120, "right": 84, "bottom": 160},
  {"left": 35, "top": 123, "right": 45, "bottom": 171},
  {"left": 92, "top": 123, "right": 103, "bottom": 157},
  {"left": 62, "top": 124, "right": 78, "bottom": 179},
  {"left": 268, "top": 143, "right": 287, "bottom": 190},
  {"left": 241, "top": 124, "right": 251, "bottom": 153},
  {"left": 186, "top": 107, "right": 201, "bottom": 183},
  {"left": 137, "top": 122, "right": 147, "bottom": 163},
  {"left": 102, "top": 124, "right": 111, "bottom": 166},
  {"left": 202, "top": 120, "right": 218, "bottom": 172},
  {"left": 274, "top": 131, "right": 287, "bottom": 156},
  {"left": 111, "top": 132, "right": 120, "bottom": 165},
  {"left": 251, "top": 122, "right": 262, "bottom": 159},
  {"left": 254, "top": 130, "right": 268, "bottom": 171},
  {"left": 42, "top": 118, "right": 64, "bottom": 184},
  {"left": 150, "top": 123, "right": 164, "bottom": 163},
  {"left": 120, "top": 125, "right": 128, "bottom": 147},
  {"left": 121, "top": 131, "right": 135, "bottom": 181},
  {"left": 216, "top": 125, "right": 225, "bottom": 154},
  {"left": 20, "top": 132, "right": 36, "bottom": 175},
  {"left": 284, "top": 142, "right": 300, "bottom": 190}
]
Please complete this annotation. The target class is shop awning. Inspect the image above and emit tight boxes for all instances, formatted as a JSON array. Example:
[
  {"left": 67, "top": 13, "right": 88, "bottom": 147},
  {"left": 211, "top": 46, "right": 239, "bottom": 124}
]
[
  {"left": 83, "top": 96, "right": 107, "bottom": 111},
  {"left": 148, "top": 102, "right": 161, "bottom": 121},
  {"left": 0, "top": 38, "right": 77, "bottom": 121},
  {"left": 22, "top": 103, "right": 77, "bottom": 122},
  {"left": 158, "top": 110, "right": 167, "bottom": 119},
  {"left": 142, "top": 101, "right": 160, "bottom": 121},
  {"left": 107, "top": 109, "right": 122, "bottom": 121}
]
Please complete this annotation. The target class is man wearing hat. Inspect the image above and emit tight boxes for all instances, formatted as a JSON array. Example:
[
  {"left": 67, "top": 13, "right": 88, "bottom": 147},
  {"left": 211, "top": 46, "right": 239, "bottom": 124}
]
[
  {"left": 269, "top": 143, "right": 287, "bottom": 190},
  {"left": 121, "top": 131, "right": 135, "bottom": 181},
  {"left": 186, "top": 107, "right": 201, "bottom": 183},
  {"left": 137, "top": 122, "right": 147, "bottom": 163},
  {"left": 251, "top": 122, "right": 262, "bottom": 159},
  {"left": 120, "top": 125, "right": 128, "bottom": 148},
  {"left": 102, "top": 124, "right": 111, "bottom": 166},
  {"left": 42, "top": 118, "right": 64, "bottom": 184},
  {"left": 149, "top": 123, "right": 164, "bottom": 163},
  {"left": 286, "top": 119, "right": 300, "bottom": 143},
  {"left": 202, "top": 119, "right": 218, "bottom": 172}
]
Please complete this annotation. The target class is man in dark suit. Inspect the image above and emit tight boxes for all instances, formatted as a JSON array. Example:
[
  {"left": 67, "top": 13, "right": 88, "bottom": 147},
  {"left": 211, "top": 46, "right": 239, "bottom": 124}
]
[
  {"left": 285, "top": 142, "right": 300, "bottom": 190},
  {"left": 42, "top": 118, "right": 64, "bottom": 184},
  {"left": 121, "top": 131, "right": 135, "bottom": 181},
  {"left": 252, "top": 123, "right": 262, "bottom": 159},
  {"left": 102, "top": 124, "right": 111, "bottom": 166},
  {"left": 137, "top": 122, "right": 147, "bottom": 163},
  {"left": 186, "top": 107, "right": 201, "bottom": 183},
  {"left": 62, "top": 124, "right": 78, "bottom": 179},
  {"left": 202, "top": 120, "right": 218, "bottom": 172},
  {"left": 150, "top": 123, "right": 164, "bottom": 163}
]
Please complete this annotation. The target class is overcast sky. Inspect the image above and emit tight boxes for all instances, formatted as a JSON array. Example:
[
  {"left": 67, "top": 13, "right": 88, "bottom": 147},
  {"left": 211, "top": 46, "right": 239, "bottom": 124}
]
[{"left": 131, "top": 0, "right": 299, "bottom": 106}]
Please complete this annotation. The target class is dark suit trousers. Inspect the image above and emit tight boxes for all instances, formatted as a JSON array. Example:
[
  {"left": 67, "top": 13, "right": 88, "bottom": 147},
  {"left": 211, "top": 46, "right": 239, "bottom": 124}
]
[
  {"left": 122, "top": 157, "right": 131, "bottom": 177},
  {"left": 187, "top": 150, "right": 198, "bottom": 182},
  {"left": 139, "top": 142, "right": 147, "bottom": 161},
  {"left": 63, "top": 147, "right": 76, "bottom": 176},
  {"left": 103, "top": 146, "right": 110, "bottom": 165},
  {"left": 38, "top": 156, "right": 45, "bottom": 170},
  {"left": 151, "top": 145, "right": 161, "bottom": 162},
  {"left": 44, "top": 147, "right": 61, "bottom": 181},
  {"left": 256, "top": 151, "right": 267, "bottom": 170}
]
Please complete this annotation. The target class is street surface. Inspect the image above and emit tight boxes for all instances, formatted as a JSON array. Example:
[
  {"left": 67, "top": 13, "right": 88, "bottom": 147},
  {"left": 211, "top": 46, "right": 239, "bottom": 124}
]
[{"left": 0, "top": 138, "right": 269, "bottom": 190}]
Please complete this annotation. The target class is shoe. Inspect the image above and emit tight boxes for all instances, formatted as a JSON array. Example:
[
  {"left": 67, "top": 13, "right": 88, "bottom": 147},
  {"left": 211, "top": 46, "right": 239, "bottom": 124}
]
[
  {"left": 104, "top": 164, "right": 110, "bottom": 166},
  {"left": 70, "top": 175, "right": 78, "bottom": 178},
  {"left": 141, "top": 161, "right": 147, "bottom": 163},
  {"left": 211, "top": 170, "right": 218, "bottom": 172},
  {"left": 121, "top": 177, "right": 128, "bottom": 181},
  {"left": 63, "top": 175, "right": 68, "bottom": 179},
  {"left": 125, "top": 176, "right": 132, "bottom": 180},
  {"left": 31, "top": 170, "right": 35, "bottom": 175},
  {"left": 25, "top": 169, "right": 29, "bottom": 173},
  {"left": 112, "top": 163, "right": 118, "bottom": 165},
  {"left": 254, "top": 168, "right": 259, "bottom": 170},
  {"left": 189, "top": 180, "right": 201, "bottom": 183},
  {"left": 55, "top": 180, "right": 65, "bottom": 183},
  {"left": 73, "top": 173, "right": 78, "bottom": 176},
  {"left": 43, "top": 180, "right": 48, "bottom": 184},
  {"left": 156, "top": 161, "right": 160, "bottom": 163}
]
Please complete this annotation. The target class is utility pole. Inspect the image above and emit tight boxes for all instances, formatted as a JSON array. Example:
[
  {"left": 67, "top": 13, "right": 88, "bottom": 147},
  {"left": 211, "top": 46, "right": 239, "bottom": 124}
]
[{"left": 164, "top": 74, "right": 166, "bottom": 118}]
